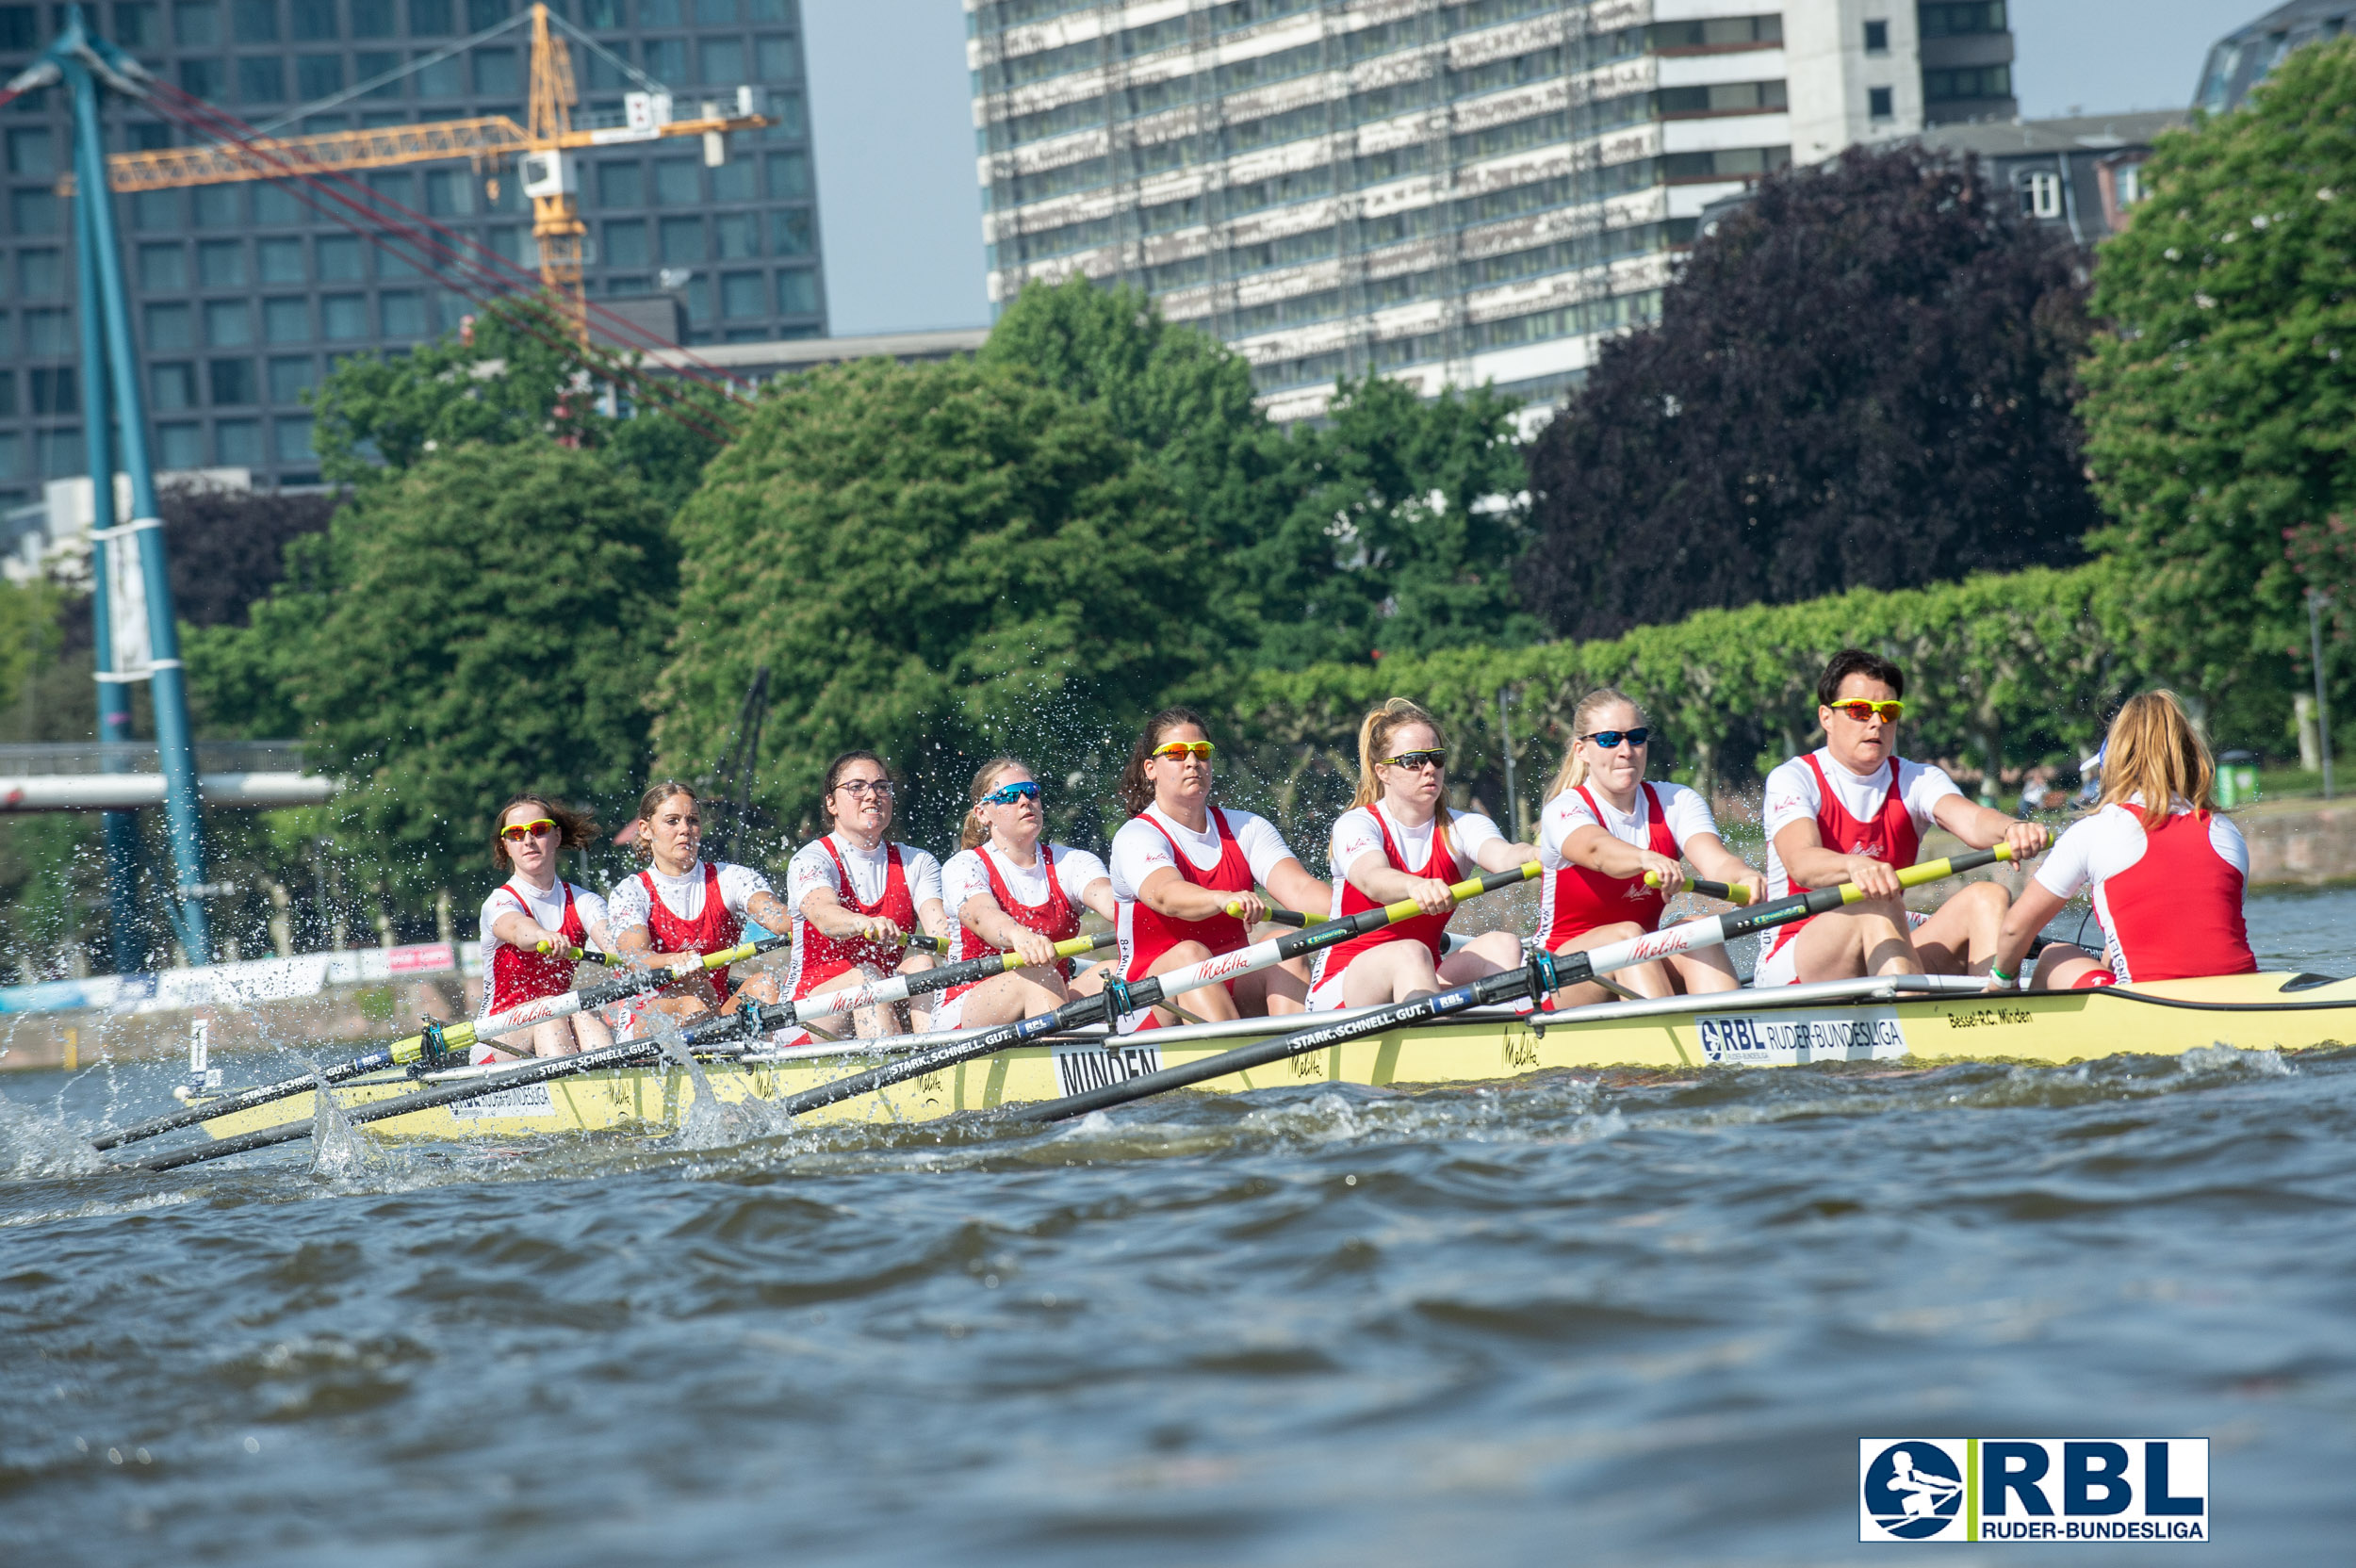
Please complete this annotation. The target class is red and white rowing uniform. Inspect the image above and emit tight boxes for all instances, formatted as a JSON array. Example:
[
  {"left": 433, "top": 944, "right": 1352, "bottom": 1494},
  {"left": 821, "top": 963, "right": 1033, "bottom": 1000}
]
[
  {"left": 1108, "top": 804, "right": 1299, "bottom": 1032},
  {"left": 471, "top": 876, "right": 609, "bottom": 1064},
  {"left": 1306, "top": 803, "right": 1503, "bottom": 1009},
  {"left": 2034, "top": 798, "right": 2255, "bottom": 986},
  {"left": 931, "top": 840, "right": 1108, "bottom": 1029},
  {"left": 1536, "top": 781, "right": 1717, "bottom": 951},
  {"left": 604, "top": 858, "right": 774, "bottom": 1038},
  {"left": 782, "top": 833, "right": 944, "bottom": 995},
  {"left": 1754, "top": 749, "right": 1961, "bottom": 988}
]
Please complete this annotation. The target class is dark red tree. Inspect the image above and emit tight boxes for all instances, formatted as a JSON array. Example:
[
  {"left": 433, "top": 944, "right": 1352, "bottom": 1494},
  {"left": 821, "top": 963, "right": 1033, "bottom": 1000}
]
[
  {"left": 160, "top": 483, "right": 339, "bottom": 629},
  {"left": 1522, "top": 143, "right": 2098, "bottom": 642}
]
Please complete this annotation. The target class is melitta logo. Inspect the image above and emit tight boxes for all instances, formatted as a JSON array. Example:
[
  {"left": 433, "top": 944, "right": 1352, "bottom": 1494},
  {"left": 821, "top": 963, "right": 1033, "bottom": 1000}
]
[{"left": 1859, "top": 1439, "right": 2208, "bottom": 1543}]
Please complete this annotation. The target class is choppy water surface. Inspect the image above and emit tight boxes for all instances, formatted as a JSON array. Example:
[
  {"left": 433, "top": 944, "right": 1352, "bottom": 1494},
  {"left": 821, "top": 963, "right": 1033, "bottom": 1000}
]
[{"left": 5, "top": 890, "right": 2356, "bottom": 1565}]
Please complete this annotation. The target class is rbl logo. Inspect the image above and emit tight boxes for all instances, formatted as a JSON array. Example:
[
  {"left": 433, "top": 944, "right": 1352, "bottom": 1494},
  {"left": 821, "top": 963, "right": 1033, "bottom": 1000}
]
[{"left": 1858, "top": 1438, "right": 2208, "bottom": 1543}]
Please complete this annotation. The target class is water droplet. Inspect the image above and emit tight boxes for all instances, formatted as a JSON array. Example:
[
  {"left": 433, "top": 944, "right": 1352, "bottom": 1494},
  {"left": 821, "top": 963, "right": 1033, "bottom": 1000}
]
[
  {"left": 243, "top": 1436, "right": 261, "bottom": 1454},
  {"left": 135, "top": 1447, "right": 151, "bottom": 1464},
  {"left": 1345, "top": 1173, "right": 1357, "bottom": 1186},
  {"left": 984, "top": 1274, "right": 999, "bottom": 1288},
  {"left": 107, "top": 1448, "right": 123, "bottom": 1464}
]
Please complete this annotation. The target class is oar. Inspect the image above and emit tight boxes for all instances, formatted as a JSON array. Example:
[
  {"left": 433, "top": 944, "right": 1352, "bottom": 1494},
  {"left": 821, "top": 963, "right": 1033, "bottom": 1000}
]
[
  {"left": 1011, "top": 844, "right": 2028, "bottom": 1125},
  {"left": 537, "top": 942, "right": 621, "bottom": 965},
  {"left": 1642, "top": 872, "right": 1755, "bottom": 905},
  {"left": 90, "top": 934, "right": 792, "bottom": 1152},
  {"left": 764, "top": 862, "right": 1541, "bottom": 1124},
  {"left": 123, "top": 1001, "right": 791, "bottom": 1174},
  {"left": 115, "top": 932, "right": 1117, "bottom": 1168}
]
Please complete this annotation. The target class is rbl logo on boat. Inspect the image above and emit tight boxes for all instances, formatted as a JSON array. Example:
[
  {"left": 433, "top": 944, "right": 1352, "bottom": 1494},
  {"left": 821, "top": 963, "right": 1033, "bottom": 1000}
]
[{"left": 1857, "top": 1438, "right": 2208, "bottom": 1543}]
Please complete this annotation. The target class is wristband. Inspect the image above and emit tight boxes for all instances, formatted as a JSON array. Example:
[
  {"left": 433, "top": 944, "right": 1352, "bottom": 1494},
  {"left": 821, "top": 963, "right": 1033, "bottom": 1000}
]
[{"left": 1988, "top": 965, "right": 2017, "bottom": 987}]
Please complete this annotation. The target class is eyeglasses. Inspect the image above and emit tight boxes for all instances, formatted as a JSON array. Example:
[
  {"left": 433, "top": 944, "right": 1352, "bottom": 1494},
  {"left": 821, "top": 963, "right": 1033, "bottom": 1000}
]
[
  {"left": 1150, "top": 741, "right": 1216, "bottom": 761},
  {"left": 1582, "top": 727, "right": 1651, "bottom": 750},
  {"left": 1377, "top": 749, "right": 1446, "bottom": 772},
  {"left": 499, "top": 818, "right": 557, "bottom": 844},
  {"left": 981, "top": 780, "right": 1041, "bottom": 806},
  {"left": 835, "top": 778, "right": 895, "bottom": 798},
  {"left": 1826, "top": 699, "right": 1906, "bottom": 725}
]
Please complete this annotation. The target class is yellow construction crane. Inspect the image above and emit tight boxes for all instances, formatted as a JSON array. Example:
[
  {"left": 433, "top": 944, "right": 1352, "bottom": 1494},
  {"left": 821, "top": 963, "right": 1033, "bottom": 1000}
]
[{"left": 62, "top": 2, "right": 769, "bottom": 337}]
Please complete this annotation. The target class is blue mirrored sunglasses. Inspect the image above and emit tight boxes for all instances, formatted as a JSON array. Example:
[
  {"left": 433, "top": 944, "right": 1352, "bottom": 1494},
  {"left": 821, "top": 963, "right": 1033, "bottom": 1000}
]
[
  {"left": 981, "top": 780, "right": 1041, "bottom": 806},
  {"left": 1583, "top": 727, "right": 1651, "bottom": 750}
]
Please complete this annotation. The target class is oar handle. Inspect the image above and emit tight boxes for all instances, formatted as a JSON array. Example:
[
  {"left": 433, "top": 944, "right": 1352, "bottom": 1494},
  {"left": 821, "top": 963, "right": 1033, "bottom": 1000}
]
[
  {"left": 1641, "top": 873, "right": 1754, "bottom": 906},
  {"left": 1224, "top": 902, "right": 1310, "bottom": 927},
  {"left": 536, "top": 942, "right": 622, "bottom": 965},
  {"left": 903, "top": 933, "right": 950, "bottom": 955}
]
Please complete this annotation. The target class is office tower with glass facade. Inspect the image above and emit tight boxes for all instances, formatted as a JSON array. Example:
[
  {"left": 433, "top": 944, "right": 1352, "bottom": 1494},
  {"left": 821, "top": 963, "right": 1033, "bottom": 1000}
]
[
  {"left": 0, "top": 0, "right": 822, "bottom": 511},
  {"left": 971, "top": 0, "right": 2013, "bottom": 419}
]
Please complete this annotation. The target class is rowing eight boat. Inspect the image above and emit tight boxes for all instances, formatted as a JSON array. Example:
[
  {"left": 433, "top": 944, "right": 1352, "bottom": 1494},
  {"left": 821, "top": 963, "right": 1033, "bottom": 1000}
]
[{"left": 176, "top": 970, "right": 2356, "bottom": 1147}]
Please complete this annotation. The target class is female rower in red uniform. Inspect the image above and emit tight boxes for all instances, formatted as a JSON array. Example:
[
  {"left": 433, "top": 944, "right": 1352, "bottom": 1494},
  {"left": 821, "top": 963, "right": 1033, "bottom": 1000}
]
[
  {"left": 934, "top": 757, "right": 1115, "bottom": 1030},
  {"left": 1306, "top": 699, "right": 1530, "bottom": 1008},
  {"left": 781, "top": 750, "right": 951, "bottom": 1040},
  {"left": 1108, "top": 708, "right": 1329, "bottom": 1030},
  {"left": 474, "top": 792, "right": 616, "bottom": 1063},
  {"left": 1987, "top": 690, "right": 2256, "bottom": 990},
  {"left": 1535, "top": 688, "right": 1764, "bottom": 1006},
  {"left": 607, "top": 780, "right": 792, "bottom": 1026}
]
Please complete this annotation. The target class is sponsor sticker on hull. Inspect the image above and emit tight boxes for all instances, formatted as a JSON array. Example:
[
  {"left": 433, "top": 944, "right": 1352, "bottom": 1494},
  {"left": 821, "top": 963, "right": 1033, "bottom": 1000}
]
[
  {"left": 1050, "top": 1037, "right": 1163, "bottom": 1098},
  {"left": 448, "top": 1083, "right": 559, "bottom": 1119},
  {"left": 1859, "top": 1438, "right": 2209, "bottom": 1543},
  {"left": 1696, "top": 1008, "right": 1906, "bottom": 1064}
]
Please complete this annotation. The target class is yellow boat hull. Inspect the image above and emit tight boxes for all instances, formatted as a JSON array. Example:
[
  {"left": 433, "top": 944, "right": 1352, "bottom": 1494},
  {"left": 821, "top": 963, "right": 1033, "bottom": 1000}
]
[{"left": 187, "top": 971, "right": 2356, "bottom": 1146}]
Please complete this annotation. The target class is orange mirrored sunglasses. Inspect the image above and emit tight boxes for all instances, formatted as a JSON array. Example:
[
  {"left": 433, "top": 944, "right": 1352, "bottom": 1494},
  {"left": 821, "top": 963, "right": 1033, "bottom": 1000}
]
[{"left": 499, "top": 818, "right": 558, "bottom": 843}]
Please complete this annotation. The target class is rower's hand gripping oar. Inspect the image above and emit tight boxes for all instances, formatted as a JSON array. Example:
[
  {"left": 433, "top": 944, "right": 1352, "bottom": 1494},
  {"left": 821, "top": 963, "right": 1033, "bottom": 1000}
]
[
  {"left": 775, "top": 930, "right": 1111, "bottom": 1028},
  {"left": 766, "top": 861, "right": 1541, "bottom": 1124},
  {"left": 1642, "top": 872, "right": 1755, "bottom": 906},
  {"left": 1014, "top": 843, "right": 2034, "bottom": 1125},
  {"left": 91, "top": 933, "right": 792, "bottom": 1152}
]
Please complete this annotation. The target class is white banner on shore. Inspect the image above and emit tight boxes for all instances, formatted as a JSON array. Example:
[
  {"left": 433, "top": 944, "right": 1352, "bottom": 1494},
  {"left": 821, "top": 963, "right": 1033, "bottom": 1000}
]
[{"left": 0, "top": 941, "right": 484, "bottom": 1018}]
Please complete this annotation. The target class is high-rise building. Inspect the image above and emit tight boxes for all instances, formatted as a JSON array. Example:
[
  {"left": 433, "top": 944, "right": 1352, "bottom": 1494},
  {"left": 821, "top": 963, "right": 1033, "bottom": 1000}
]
[
  {"left": 0, "top": 0, "right": 823, "bottom": 512},
  {"left": 970, "top": 1, "right": 2016, "bottom": 420},
  {"left": 2197, "top": 0, "right": 2348, "bottom": 114}
]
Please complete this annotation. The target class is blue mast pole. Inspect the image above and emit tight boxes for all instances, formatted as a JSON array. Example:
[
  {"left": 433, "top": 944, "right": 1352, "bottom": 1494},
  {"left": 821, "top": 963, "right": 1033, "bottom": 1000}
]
[
  {"left": 60, "top": 5, "right": 212, "bottom": 963},
  {"left": 74, "top": 143, "right": 145, "bottom": 976}
]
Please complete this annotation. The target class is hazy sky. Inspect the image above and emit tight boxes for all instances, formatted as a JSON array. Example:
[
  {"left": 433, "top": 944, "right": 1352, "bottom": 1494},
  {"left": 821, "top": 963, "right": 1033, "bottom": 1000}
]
[{"left": 801, "top": 0, "right": 2275, "bottom": 338}]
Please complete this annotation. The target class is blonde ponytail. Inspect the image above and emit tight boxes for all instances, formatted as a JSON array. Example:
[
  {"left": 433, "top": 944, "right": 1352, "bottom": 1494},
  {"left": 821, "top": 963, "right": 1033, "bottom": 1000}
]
[
  {"left": 2097, "top": 691, "right": 2214, "bottom": 829},
  {"left": 959, "top": 756, "right": 1029, "bottom": 851},
  {"left": 1546, "top": 688, "right": 1644, "bottom": 801}
]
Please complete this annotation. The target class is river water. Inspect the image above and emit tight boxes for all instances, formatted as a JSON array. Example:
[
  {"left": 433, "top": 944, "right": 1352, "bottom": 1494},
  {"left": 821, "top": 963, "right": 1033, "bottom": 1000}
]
[{"left": 3, "top": 889, "right": 2353, "bottom": 1564}]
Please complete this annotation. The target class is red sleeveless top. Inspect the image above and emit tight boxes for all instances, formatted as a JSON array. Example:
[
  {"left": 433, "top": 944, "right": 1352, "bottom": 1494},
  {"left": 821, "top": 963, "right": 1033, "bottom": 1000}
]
[
  {"left": 1121, "top": 808, "right": 1252, "bottom": 982},
  {"left": 945, "top": 843, "right": 1085, "bottom": 1002},
  {"left": 1765, "top": 756, "right": 1920, "bottom": 959},
  {"left": 1317, "top": 808, "right": 1462, "bottom": 987},
  {"left": 793, "top": 838, "right": 917, "bottom": 997},
  {"left": 485, "top": 880, "right": 587, "bottom": 1014},
  {"left": 1541, "top": 783, "right": 1677, "bottom": 947},
  {"left": 2100, "top": 810, "right": 2256, "bottom": 983},
  {"left": 638, "top": 860, "right": 744, "bottom": 1000}
]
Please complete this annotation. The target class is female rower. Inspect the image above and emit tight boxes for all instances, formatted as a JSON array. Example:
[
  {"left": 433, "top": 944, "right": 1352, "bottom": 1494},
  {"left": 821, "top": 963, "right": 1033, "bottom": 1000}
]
[
  {"left": 474, "top": 793, "right": 615, "bottom": 1063},
  {"left": 1537, "top": 688, "right": 1765, "bottom": 1005},
  {"left": 1306, "top": 699, "right": 1530, "bottom": 1008},
  {"left": 781, "top": 750, "right": 951, "bottom": 1040},
  {"left": 607, "top": 780, "right": 793, "bottom": 1026},
  {"left": 935, "top": 758, "right": 1115, "bottom": 1030},
  {"left": 1987, "top": 690, "right": 2256, "bottom": 990},
  {"left": 1108, "top": 708, "right": 1330, "bottom": 1029}
]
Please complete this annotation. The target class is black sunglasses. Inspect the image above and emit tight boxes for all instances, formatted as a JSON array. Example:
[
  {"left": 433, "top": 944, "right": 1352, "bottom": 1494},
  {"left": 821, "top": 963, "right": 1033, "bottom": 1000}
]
[{"left": 1582, "top": 727, "right": 1651, "bottom": 750}]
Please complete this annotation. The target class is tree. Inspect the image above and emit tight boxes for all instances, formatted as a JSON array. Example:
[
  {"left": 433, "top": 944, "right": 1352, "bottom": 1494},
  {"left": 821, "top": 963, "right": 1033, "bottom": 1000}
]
[
  {"left": 652, "top": 355, "right": 1210, "bottom": 847},
  {"left": 1524, "top": 143, "right": 2099, "bottom": 643},
  {"left": 2080, "top": 40, "right": 2356, "bottom": 729},
  {"left": 309, "top": 297, "right": 729, "bottom": 514},
  {"left": 192, "top": 441, "right": 676, "bottom": 899},
  {"left": 160, "top": 482, "right": 339, "bottom": 629}
]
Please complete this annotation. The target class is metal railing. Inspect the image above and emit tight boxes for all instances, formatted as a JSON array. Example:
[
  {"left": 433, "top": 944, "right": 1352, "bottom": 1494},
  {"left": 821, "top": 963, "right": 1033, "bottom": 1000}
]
[{"left": 0, "top": 741, "right": 310, "bottom": 776}]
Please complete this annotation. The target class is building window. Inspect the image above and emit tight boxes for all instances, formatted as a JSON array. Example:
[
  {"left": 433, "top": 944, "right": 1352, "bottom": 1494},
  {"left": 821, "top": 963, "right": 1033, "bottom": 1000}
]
[
  {"left": 11, "top": 189, "right": 60, "bottom": 236},
  {"left": 319, "top": 235, "right": 365, "bottom": 281},
  {"left": 756, "top": 35, "right": 798, "bottom": 80},
  {"left": 148, "top": 302, "right": 195, "bottom": 350},
  {"left": 269, "top": 355, "right": 317, "bottom": 403},
  {"left": 474, "top": 48, "right": 520, "bottom": 95},
  {"left": 765, "top": 150, "right": 810, "bottom": 198},
  {"left": 264, "top": 297, "right": 311, "bottom": 343},
  {"left": 411, "top": 0, "right": 453, "bottom": 30},
  {"left": 199, "top": 239, "right": 247, "bottom": 288},
  {"left": 139, "top": 244, "right": 190, "bottom": 292},
  {"left": 777, "top": 268, "right": 816, "bottom": 314},
  {"left": 604, "top": 219, "right": 649, "bottom": 267},
  {"left": 157, "top": 422, "right": 204, "bottom": 469},
  {"left": 715, "top": 212, "right": 759, "bottom": 258},
  {"left": 1919, "top": 2, "right": 2007, "bottom": 39},
  {"left": 659, "top": 216, "right": 706, "bottom": 263},
  {"left": 193, "top": 186, "right": 240, "bottom": 227},
  {"left": 30, "top": 367, "right": 80, "bottom": 416},
  {"left": 597, "top": 161, "right": 645, "bottom": 208},
  {"left": 1868, "top": 85, "right": 1895, "bottom": 118},
  {"left": 205, "top": 300, "right": 254, "bottom": 347},
  {"left": 153, "top": 363, "right": 199, "bottom": 411},
  {"left": 701, "top": 37, "right": 744, "bottom": 84},
  {"left": 133, "top": 190, "right": 180, "bottom": 231},
  {"left": 381, "top": 290, "right": 428, "bottom": 337},
  {"left": 654, "top": 157, "right": 699, "bottom": 205},
  {"left": 40, "top": 429, "right": 87, "bottom": 479},
  {"left": 216, "top": 418, "right": 263, "bottom": 467},
  {"left": 208, "top": 357, "right": 258, "bottom": 405},
  {"left": 275, "top": 416, "right": 317, "bottom": 463},
  {"left": 259, "top": 237, "right": 306, "bottom": 283},
  {"left": 114, "top": 3, "right": 163, "bottom": 46},
  {"left": 292, "top": 0, "right": 335, "bottom": 37},
  {"left": 255, "top": 183, "right": 303, "bottom": 225},
  {"left": 425, "top": 169, "right": 475, "bottom": 216},
  {"left": 231, "top": 0, "right": 276, "bottom": 41},
  {"left": 2020, "top": 170, "right": 2063, "bottom": 219},
  {"left": 2116, "top": 163, "right": 2146, "bottom": 205},
  {"left": 1863, "top": 19, "right": 1889, "bottom": 53},
  {"left": 16, "top": 249, "right": 61, "bottom": 296},
  {"left": 173, "top": 1, "right": 221, "bottom": 44},
  {"left": 237, "top": 56, "right": 286, "bottom": 101},
  {"left": 720, "top": 270, "right": 765, "bottom": 318},
  {"left": 297, "top": 54, "right": 344, "bottom": 97},
  {"left": 321, "top": 293, "right": 369, "bottom": 339},
  {"left": 7, "top": 126, "right": 54, "bottom": 177},
  {"left": 416, "top": 54, "right": 462, "bottom": 95},
  {"left": 1924, "top": 65, "right": 2012, "bottom": 101},
  {"left": 352, "top": 0, "right": 395, "bottom": 35}
]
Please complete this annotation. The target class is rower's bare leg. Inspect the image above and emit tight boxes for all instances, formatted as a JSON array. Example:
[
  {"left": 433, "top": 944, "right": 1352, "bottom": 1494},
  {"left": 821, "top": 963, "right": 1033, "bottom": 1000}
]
[
  {"left": 1144, "top": 940, "right": 1237, "bottom": 1025},
  {"left": 1548, "top": 922, "right": 1667, "bottom": 1004},
  {"left": 1343, "top": 939, "right": 1444, "bottom": 1007},
  {"left": 566, "top": 1010, "right": 614, "bottom": 1053},
  {"left": 1909, "top": 880, "right": 2008, "bottom": 975},
  {"left": 2030, "top": 942, "right": 2105, "bottom": 990},
  {"left": 803, "top": 962, "right": 903, "bottom": 1037},
  {"left": 954, "top": 967, "right": 1072, "bottom": 1029},
  {"left": 1068, "top": 963, "right": 1106, "bottom": 997},
  {"left": 1437, "top": 930, "right": 1523, "bottom": 987},
  {"left": 1238, "top": 957, "right": 1310, "bottom": 1017},
  {"left": 720, "top": 971, "right": 781, "bottom": 1014},
  {"left": 1790, "top": 898, "right": 1920, "bottom": 982},
  {"left": 1664, "top": 943, "right": 1742, "bottom": 994}
]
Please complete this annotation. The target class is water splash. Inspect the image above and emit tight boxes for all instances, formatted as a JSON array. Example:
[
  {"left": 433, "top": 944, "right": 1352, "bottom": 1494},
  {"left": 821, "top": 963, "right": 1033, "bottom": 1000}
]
[
  {"left": 309, "top": 1074, "right": 386, "bottom": 1178},
  {"left": 652, "top": 1011, "right": 780, "bottom": 1151},
  {"left": 0, "top": 1094, "right": 107, "bottom": 1181}
]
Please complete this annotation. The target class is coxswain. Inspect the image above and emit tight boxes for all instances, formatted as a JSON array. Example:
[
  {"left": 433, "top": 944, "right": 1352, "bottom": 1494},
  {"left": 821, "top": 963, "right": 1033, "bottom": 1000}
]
[
  {"left": 1987, "top": 690, "right": 2257, "bottom": 990},
  {"left": 1535, "top": 688, "right": 1765, "bottom": 1005},
  {"left": 1108, "top": 707, "right": 1330, "bottom": 1029},
  {"left": 1756, "top": 649, "right": 2047, "bottom": 986},
  {"left": 934, "top": 757, "right": 1115, "bottom": 1030},
  {"left": 1305, "top": 698, "right": 1529, "bottom": 1008},
  {"left": 474, "top": 793, "right": 616, "bottom": 1063},
  {"left": 780, "top": 750, "right": 950, "bottom": 1040},
  {"left": 606, "top": 780, "right": 792, "bottom": 1024}
]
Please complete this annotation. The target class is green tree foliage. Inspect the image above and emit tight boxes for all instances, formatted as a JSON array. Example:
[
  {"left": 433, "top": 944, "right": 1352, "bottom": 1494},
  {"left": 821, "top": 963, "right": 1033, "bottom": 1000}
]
[
  {"left": 309, "top": 297, "right": 730, "bottom": 513},
  {"left": 981, "top": 275, "right": 1536, "bottom": 666},
  {"left": 189, "top": 441, "right": 675, "bottom": 897},
  {"left": 653, "top": 355, "right": 1209, "bottom": 845},
  {"left": 2081, "top": 40, "right": 2356, "bottom": 720}
]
